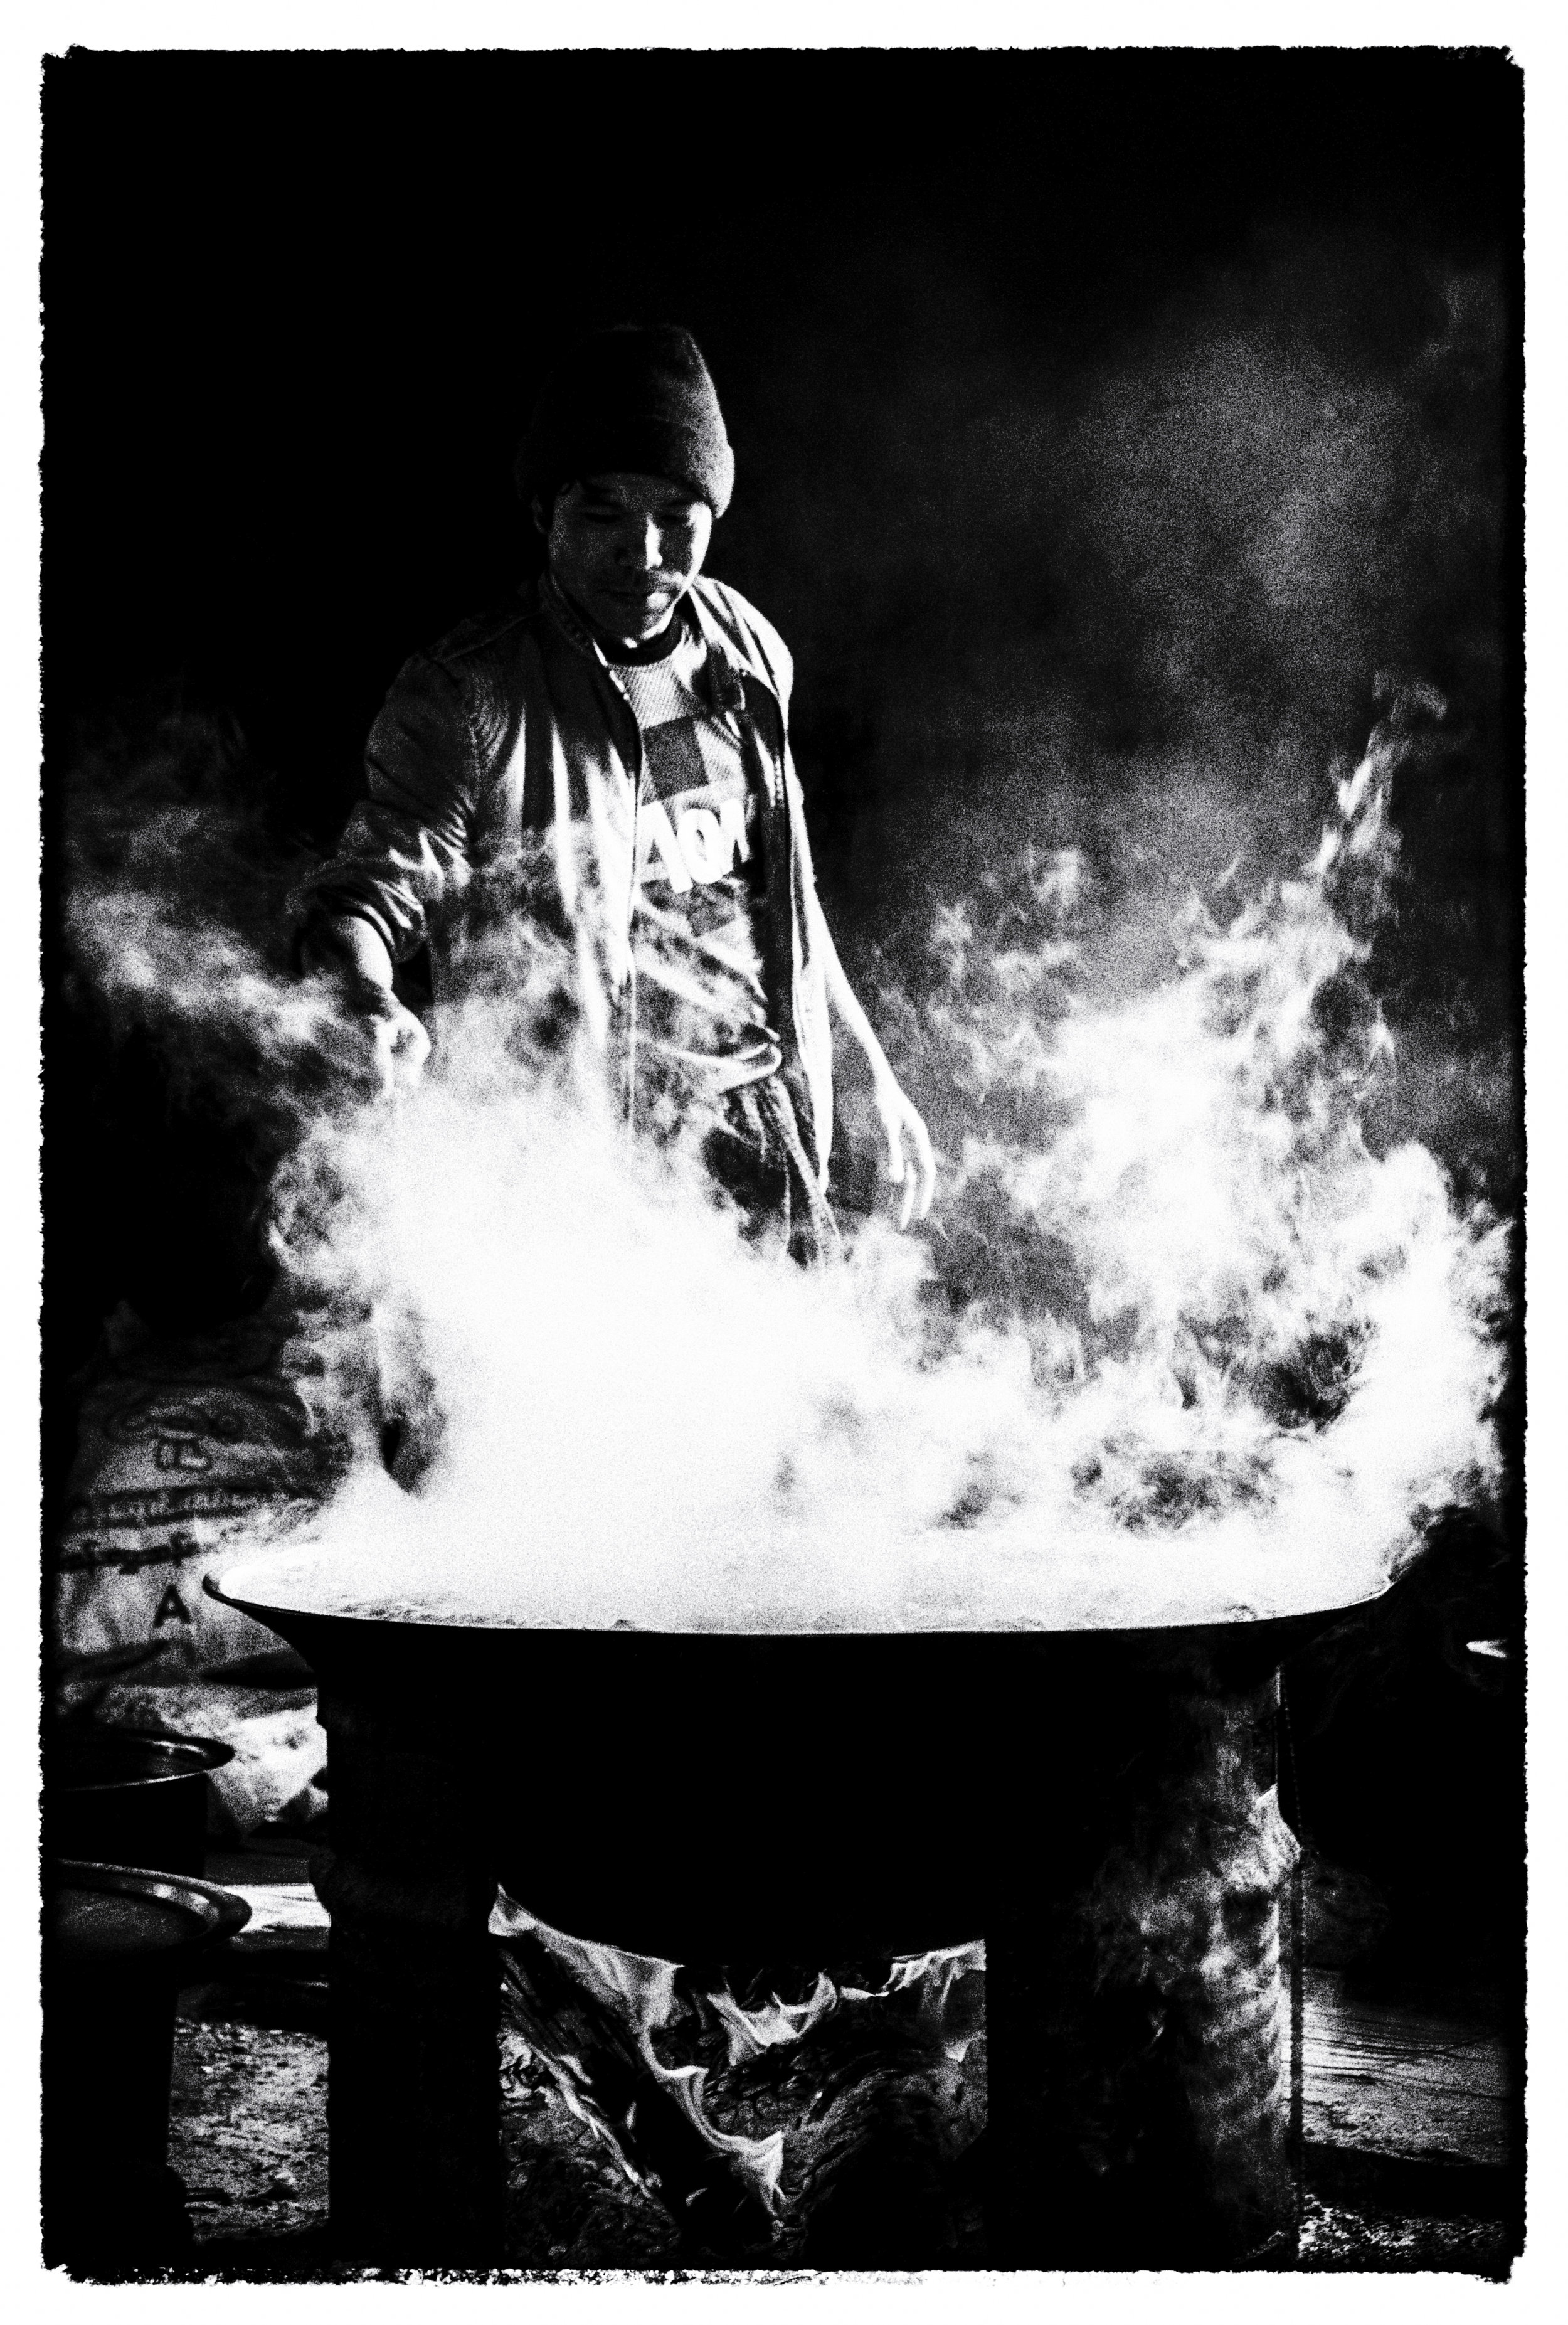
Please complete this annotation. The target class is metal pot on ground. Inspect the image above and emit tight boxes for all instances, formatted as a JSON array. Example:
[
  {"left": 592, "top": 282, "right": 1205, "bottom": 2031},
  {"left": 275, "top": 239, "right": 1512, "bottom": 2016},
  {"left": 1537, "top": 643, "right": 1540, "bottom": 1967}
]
[
  {"left": 41, "top": 1861, "right": 251, "bottom": 2270},
  {"left": 43, "top": 1727, "right": 235, "bottom": 1878}
]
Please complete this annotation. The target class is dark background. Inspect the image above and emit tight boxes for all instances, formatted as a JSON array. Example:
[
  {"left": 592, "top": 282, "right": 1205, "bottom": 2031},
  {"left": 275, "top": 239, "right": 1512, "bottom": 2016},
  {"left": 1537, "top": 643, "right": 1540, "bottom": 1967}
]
[
  {"left": 43, "top": 48, "right": 1526, "bottom": 1992},
  {"left": 45, "top": 49, "right": 1522, "bottom": 873}
]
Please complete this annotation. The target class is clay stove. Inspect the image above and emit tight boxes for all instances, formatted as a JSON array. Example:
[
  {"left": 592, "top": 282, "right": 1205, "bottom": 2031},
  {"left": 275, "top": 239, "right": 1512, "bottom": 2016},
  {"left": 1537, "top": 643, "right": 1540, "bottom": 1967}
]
[{"left": 210, "top": 1549, "right": 1388, "bottom": 2269}]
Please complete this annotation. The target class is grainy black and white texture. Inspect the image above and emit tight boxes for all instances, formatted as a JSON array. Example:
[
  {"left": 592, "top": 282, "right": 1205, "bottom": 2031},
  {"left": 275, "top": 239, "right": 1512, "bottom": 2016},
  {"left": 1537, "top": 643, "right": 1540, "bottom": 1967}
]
[{"left": 41, "top": 47, "right": 1525, "bottom": 2278}]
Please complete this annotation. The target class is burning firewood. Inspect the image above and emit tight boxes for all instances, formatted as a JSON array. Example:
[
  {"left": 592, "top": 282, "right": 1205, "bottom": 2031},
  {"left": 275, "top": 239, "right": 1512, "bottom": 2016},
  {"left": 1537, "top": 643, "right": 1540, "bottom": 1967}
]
[
  {"left": 716, "top": 1995, "right": 977, "bottom": 2268},
  {"left": 493, "top": 1897, "right": 986, "bottom": 2264},
  {"left": 494, "top": 1905, "right": 781, "bottom": 2258}
]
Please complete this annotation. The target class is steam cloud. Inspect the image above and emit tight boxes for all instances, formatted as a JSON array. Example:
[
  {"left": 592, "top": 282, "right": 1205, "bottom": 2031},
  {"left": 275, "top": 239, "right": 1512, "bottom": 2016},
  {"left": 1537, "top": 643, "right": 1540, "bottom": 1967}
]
[
  {"left": 57, "top": 239, "right": 1512, "bottom": 1639},
  {"left": 748, "top": 235, "right": 1514, "bottom": 1205},
  {"left": 57, "top": 696, "right": 1505, "bottom": 1639}
]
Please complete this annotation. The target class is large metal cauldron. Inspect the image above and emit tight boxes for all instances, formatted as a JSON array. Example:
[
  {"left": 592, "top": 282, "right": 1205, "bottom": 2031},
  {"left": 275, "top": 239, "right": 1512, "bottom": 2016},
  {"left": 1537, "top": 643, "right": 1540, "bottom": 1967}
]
[{"left": 210, "top": 1552, "right": 1387, "bottom": 2270}]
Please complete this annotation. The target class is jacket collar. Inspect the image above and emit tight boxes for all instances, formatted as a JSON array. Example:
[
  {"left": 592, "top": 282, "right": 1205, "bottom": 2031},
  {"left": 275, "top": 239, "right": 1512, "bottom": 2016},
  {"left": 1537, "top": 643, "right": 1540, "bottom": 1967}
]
[{"left": 539, "top": 568, "right": 769, "bottom": 719}]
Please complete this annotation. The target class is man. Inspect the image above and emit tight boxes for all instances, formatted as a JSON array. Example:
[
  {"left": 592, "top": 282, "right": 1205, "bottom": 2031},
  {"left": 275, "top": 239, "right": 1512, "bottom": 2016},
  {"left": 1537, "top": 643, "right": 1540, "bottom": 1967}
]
[
  {"left": 290, "top": 331, "right": 946, "bottom": 2247},
  {"left": 295, "top": 324, "right": 935, "bottom": 1252}
]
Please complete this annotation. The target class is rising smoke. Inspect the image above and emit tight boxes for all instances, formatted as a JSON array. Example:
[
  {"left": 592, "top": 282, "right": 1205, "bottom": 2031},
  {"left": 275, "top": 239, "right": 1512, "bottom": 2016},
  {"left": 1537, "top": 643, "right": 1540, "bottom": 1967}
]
[
  {"left": 751, "top": 234, "right": 1514, "bottom": 1201},
  {"left": 55, "top": 232, "right": 1513, "bottom": 1638}
]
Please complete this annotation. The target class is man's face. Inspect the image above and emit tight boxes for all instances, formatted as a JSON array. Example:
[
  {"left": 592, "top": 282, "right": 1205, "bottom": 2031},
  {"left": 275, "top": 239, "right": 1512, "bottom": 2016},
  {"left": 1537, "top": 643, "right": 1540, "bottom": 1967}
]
[{"left": 543, "top": 472, "right": 714, "bottom": 644}]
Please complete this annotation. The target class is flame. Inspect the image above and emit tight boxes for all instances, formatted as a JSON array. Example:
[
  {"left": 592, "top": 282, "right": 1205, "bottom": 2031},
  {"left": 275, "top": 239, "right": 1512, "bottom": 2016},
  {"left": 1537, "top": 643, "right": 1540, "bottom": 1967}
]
[
  {"left": 490, "top": 1891, "right": 786, "bottom": 2213},
  {"left": 489, "top": 1887, "right": 984, "bottom": 2227},
  {"left": 704, "top": 1942, "right": 987, "bottom": 2068},
  {"left": 704, "top": 1969, "right": 841, "bottom": 2058}
]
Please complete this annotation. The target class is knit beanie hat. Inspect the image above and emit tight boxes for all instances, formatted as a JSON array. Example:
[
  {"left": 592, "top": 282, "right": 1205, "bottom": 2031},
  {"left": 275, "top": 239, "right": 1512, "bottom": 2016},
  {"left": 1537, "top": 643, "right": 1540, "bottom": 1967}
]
[{"left": 516, "top": 325, "right": 735, "bottom": 519}]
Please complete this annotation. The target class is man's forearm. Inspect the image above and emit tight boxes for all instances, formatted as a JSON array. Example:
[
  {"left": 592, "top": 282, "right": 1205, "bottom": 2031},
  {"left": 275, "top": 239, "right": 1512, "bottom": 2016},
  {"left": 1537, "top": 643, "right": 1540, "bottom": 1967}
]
[
  {"left": 815, "top": 908, "right": 896, "bottom": 1083},
  {"left": 300, "top": 912, "right": 397, "bottom": 1001}
]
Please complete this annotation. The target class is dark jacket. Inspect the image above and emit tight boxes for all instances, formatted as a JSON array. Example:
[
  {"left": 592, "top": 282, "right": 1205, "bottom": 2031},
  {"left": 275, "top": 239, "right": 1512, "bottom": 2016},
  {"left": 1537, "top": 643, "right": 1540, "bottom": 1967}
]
[{"left": 292, "top": 572, "right": 837, "bottom": 1183}]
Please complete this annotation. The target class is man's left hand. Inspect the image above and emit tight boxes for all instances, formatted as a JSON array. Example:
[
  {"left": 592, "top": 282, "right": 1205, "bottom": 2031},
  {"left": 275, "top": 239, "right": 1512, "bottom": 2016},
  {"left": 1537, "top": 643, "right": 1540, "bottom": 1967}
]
[{"left": 872, "top": 1073, "right": 938, "bottom": 1230}]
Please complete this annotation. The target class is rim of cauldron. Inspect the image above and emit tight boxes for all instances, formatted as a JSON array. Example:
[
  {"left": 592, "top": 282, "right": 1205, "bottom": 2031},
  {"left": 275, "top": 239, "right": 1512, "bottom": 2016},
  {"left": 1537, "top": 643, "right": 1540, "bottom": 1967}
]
[{"left": 204, "top": 1562, "right": 1396, "bottom": 1654}]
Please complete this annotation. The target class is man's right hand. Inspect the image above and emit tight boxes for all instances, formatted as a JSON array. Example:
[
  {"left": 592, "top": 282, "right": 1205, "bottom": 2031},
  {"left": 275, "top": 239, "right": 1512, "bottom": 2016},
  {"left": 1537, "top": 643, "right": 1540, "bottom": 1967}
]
[
  {"left": 360, "top": 991, "right": 432, "bottom": 1094},
  {"left": 300, "top": 913, "right": 431, "bottom": 1097}
]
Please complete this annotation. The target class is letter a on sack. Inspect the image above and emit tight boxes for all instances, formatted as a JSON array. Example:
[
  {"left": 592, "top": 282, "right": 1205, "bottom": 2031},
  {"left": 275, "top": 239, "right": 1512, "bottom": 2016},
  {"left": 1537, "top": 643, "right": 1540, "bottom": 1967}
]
[{"left": 152, "top": 1583, "right": 193, "bottom": 1627}]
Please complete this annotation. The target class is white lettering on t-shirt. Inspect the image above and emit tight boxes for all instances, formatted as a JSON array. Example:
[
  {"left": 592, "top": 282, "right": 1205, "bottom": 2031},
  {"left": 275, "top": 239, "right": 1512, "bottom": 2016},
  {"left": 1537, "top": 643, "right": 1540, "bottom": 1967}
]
[
  {"left": 640, "top": 792, "right": 756, "bottom": 891},
  {"left": 716, "top": 795, "right": 751, "bottom": 865},
  {"left": 673, "top": 798, "right": 753, "bottom": 883},
  {"left": 674, "top": 806, "right": 723, "bottom": 880},
  {"left": 638, "top": 799, "right": 694, "bottom": 892}
]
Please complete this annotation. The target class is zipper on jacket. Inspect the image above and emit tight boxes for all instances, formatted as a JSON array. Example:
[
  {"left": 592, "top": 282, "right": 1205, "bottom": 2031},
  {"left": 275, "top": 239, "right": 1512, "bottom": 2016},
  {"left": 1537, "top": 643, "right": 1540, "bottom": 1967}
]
[{"left": 603, "top": 662, "right": 643, "bottom": 1132}]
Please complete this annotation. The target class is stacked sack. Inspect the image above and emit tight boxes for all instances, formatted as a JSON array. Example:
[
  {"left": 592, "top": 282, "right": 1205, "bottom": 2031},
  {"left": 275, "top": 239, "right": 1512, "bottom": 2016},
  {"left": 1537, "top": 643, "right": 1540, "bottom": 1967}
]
[{"left": 51, "top": 1298, "right": 346, "bottom": 1834}]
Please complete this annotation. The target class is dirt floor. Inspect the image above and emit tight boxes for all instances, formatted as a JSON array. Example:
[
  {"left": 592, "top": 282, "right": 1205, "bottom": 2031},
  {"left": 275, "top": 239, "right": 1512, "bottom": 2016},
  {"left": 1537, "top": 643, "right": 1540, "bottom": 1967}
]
[
  {"left": 167, "top": 1991, "right": 992, "bottom": 2273},
  {"left": 171, "top": 2021, "right": 328, "bottom": 2252},
  {"left": 160, "top": 1999, "right": 1517, "bottom": 2278},
  {"left": 57, "top": 1827, "right": 1520, "bottom": 2279}
]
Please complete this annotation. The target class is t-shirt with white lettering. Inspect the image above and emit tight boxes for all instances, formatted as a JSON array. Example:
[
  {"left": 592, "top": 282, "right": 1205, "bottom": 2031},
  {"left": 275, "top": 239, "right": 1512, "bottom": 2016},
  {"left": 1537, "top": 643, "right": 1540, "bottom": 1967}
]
[{"left": 608, "top": 615, "right": 783, "bottom": 1102}]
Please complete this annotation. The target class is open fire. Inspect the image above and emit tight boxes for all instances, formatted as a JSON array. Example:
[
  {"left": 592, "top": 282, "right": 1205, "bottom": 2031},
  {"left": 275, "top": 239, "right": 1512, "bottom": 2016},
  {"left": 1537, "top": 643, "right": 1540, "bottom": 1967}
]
[{"left": 489, "top": 1892, "right": 985, "bottom": 2237}]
